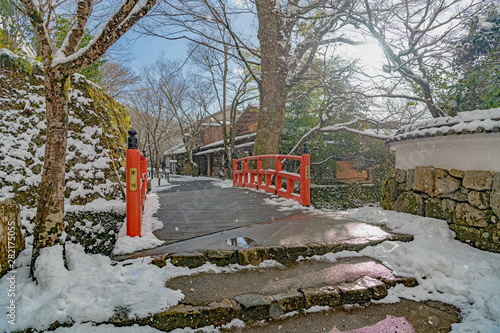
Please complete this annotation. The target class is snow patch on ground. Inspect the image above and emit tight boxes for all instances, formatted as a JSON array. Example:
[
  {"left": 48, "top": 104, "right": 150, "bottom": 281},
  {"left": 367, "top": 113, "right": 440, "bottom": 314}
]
[
  {"left": 261, "top": 193, "right": 316, "bottom": 212},
  {"left": 149, "top": 177, "right": 179, "bottom": 193},
  {"left": 0, "top": 245, "right": 184, "bottom": 332},
  {"left": 1, "top": 247, "right": 283, "bottom": 332},
  {"left": 304, "top": 305, "right": 330, "bottom": 313},
  {"left": 112, "top": 193, "right": 164, "bottom": 255},
  {"left": 52, "top": 323, "right": 164, "bottom": 332},
  {"left": 324, "top": 207, "right": 500, "bottom": 333},
  {"left": 169, "top": 175, "right": 219, "bottom": 182},
  {"left": 212, "top": 179, "right": 233, "bottom": 188}
]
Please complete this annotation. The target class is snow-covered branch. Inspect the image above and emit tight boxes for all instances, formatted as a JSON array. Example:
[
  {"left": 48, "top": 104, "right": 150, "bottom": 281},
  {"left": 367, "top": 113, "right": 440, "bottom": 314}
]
[{"left": 54, "top": 0, "right": 157, "bottom": 75}]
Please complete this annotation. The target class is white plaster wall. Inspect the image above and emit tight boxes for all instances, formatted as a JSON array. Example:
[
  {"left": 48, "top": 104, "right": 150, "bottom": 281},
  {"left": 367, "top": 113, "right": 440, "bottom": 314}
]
[{"left": 390, "top": 133, "right": 500, "bottom": 171}]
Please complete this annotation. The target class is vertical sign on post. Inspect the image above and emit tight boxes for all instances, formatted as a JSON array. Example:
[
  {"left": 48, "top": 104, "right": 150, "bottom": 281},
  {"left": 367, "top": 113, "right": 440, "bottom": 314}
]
[
  {"left": 300, "top": 143, "right": 311, "bottom": 206},
  {"left": 126, "top": 129, "right": 141, "bottom": 237}
]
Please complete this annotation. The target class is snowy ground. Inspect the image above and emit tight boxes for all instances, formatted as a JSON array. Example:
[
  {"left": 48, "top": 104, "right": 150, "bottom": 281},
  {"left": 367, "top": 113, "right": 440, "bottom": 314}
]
[{"left": 1, "top": 179, "right": 500, "bottom": 332}]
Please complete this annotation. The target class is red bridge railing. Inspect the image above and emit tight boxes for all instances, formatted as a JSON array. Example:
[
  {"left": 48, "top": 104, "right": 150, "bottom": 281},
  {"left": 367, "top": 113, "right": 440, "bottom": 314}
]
[
  {"left": 233, "top": 154, "right": 310, "bottom": 206},
  {"left": 126, "top": 129, "right": 148, "bottom": 237}
]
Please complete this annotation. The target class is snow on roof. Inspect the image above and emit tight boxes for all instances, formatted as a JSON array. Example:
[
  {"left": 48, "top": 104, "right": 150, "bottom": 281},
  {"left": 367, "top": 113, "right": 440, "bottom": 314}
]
[
  {"left": 201, "top": 132, "right": 256, "bottom": 150},
  {"left": 390, "top": 108, "right": 500, "bottom": 142},
  {"left": 195, "top": 141, "right": 255, "bottom": 156},
  {"left": 165, "top": 143, "right": 185, "bottom": 155}
]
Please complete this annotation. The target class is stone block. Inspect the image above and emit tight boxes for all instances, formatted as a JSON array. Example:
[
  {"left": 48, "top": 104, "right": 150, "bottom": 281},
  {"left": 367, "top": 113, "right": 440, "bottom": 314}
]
[
  {"left": 1, "top": 200, "right": 25, "bottom": 278},
  {"left": 238, "top": 247, "right": 269, "bottom": 266},
  {"left": 491, "top": 173, "right": 500, "bottom": 218},
  {"left": 151, "top": 254, "right": 169, "bottom": 268},
  {"left": 393, "top": 169, "right": 407, "bottom": 184},
  {"left": 467, "top": 191, "right": 489, "bottom": 209},
  {"left": 307, "top": 243, "right": 335, "bottom": 257},
  {"left": 266, "top": 246, "right": 290, "bottom": 263},
  {"left": 338, "top": 276, "right": 386, "bottom": 304},
  {"left": 149, "top": 299, "right": 237, "bottom": 332},
  {"left": 170, "top": 252, "right": 206, "bottom": 268},
  {"left": 425, "top": 198, "right": 443, "bottom": 219},
  {"left": 395, "top": 276, "right": 419, "bottom": 288},
  {"left": 453, "top": 203, "right": 489, "bottom": 228},
  {"left": 285, "top": 246, "right": 312, "bottom": 261},
  {"left": 451, "top": 223, "right": 500, "bottom": 253},
  {"left": 392, "top": 192, "right": 424, "bottom": 216},
  {"left": 444, "top": 190, "right": 467, "bottom": 202},
  {"left": 441, "top": 199, "right": 456, "bottom": 223},
  {"left": 463, "top": 170, "right": 495, "bottom": 190},
  {"left": 303, "top": 286, "right": 341, "bottom": 308},
  {"left": 381, "top": 177, "right": 403, "bottom": 210},
  {"left": 234, "top": 294, "right": 272, "bottom": 321},
  {"left": 449, "top": 169, "right": 465, "bottom": 178},
  {"left": 413, "top": 166, "right": 460, "bottom": 197},
  {"left": 271, "top": 290, "right": 303, "bottom": 312},
  {"left": 405, "top": 169, "right": 415, "bottom": 191},
  {"left": 204, "top": 250, "right": 239, "bottom": 266},
  {"left": 475, "top": 222, "right": 500, "bottom": 253}
]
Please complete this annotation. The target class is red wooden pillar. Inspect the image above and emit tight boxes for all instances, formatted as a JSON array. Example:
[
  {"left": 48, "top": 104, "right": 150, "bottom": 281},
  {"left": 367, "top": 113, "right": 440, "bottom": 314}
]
[
  {"left": 233, "top": 159, "right": 237, "bottom": 186},
  {"left": 300, "top": 154, "right": 310, "bottom": 206},
  {"left": 243, "top": 159, "right": 249, "bottom": 185},
  {"left": 126, "top": 130, "right": 141, "bottom": 237},
  {"left": 140, "top": 154, "right": 147, "bottom": 210},
  {"left": 275, "top": 157, "right": 282, "bottom": 193},
  {"left": 257, "top": 158, "right": 263, "bottom": 188}
]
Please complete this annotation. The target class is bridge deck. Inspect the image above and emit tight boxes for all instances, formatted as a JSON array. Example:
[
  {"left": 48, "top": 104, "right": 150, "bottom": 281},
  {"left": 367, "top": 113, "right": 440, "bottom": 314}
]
[{"left": 152, "top": 176, "right": 306, "bottom": 244}]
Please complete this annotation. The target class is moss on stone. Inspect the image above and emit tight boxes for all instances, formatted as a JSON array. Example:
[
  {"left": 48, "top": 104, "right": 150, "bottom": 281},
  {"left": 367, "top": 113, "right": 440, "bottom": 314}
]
[
  {"left": 381, "top": 177, "right": 403, "bottom": 210},
  {"left": 311, "top": 183, "right": 382, "bottom": 210},
  {"left": 425, "top": 198, "right": 443, "bottom": 219},
  {"left": 450, "top": 223, "right": 500, "bottom": 253},
  {"left": 392, "top": 192, "right": 424, "bottom": 216}
]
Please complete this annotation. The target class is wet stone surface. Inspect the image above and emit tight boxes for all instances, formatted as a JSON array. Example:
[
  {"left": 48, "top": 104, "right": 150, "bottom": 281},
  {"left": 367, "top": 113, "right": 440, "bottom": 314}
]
[
  {"left": 167, "top": 257, "right": 402, "bottom": 305},
  {"left": 226, "top": 237, "right": 258, "bottom": 248},
  {"left": 221, "top": 299, "right": 460, "bottom": 333}
]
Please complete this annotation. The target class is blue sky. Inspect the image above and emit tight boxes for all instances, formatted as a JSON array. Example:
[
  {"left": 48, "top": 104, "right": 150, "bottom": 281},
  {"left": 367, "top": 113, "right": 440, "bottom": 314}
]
[{"left": 123, "top": 32, "right": 188, "bottom": 71}]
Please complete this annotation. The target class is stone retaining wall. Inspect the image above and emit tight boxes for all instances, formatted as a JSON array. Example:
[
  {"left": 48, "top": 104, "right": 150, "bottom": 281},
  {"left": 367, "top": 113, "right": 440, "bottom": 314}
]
[
  {"left": 311, "top": 184, "right": 381, "bottom": 210},
  {"left": 382, "top": 166, "right": 500, "bottom": 252},
  {"left": 0, "top": 200, "right": 25, "bottom": 278}
]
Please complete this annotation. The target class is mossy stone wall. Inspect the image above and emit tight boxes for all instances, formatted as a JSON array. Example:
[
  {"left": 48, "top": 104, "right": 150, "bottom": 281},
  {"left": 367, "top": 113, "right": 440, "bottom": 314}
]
[
  {"left": 383, "top": 166, "right": 500, "bottom": 253},
  {"left": 311, "top": 184, "right": 381, "bottom": 210}
]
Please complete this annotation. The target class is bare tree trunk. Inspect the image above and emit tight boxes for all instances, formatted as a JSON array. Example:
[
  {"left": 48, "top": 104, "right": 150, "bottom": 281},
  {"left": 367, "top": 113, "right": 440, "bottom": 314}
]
[
  {"left": 253, "top": 0, "right": 288, "bottom": 165},
  {"left": 31, "top": 72, "right": 69, "bottom": 276}
]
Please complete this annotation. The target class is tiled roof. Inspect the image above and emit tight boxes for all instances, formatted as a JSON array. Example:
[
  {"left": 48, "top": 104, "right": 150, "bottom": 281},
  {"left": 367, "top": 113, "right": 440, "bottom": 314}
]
[{"left": 390, "top": 108, "right": 500, "bottom": 142}]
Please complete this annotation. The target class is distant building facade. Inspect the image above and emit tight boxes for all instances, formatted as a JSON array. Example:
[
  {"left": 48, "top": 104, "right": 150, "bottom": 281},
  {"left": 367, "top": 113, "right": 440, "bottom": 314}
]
[{"left": 165, "top": 104, "right": 259, "bottom": 176}]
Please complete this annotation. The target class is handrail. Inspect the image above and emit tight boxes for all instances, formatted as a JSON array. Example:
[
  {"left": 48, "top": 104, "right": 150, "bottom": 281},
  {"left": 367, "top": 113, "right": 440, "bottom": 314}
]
[{"left": 233, "top": 154, "right": 310, "bottom": 206}]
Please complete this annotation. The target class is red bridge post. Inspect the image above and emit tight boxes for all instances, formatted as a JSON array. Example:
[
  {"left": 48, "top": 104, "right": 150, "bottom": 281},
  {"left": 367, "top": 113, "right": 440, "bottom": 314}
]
[
  {"left": 233, "top": 159, "right": 237, "bottom": 186},
  {"left": 300, "top": 153, "right": 310, "bottom": 206},
  {"left": 126, "top": 129, "right": 142, "bottom": 237}
]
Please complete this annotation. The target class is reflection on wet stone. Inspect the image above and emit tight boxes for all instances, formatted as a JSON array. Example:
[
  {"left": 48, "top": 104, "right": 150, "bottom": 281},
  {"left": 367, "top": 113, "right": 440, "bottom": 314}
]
[{"left": 226, "top": 237, "right": 258, "bottom": 248}]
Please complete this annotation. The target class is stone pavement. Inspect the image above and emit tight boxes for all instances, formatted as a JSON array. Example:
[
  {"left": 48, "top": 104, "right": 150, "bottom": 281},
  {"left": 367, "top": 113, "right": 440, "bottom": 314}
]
[
  {"left": 112, "top": 176, "right": 460, "bottom": 332},
  {"left": 151, "top": 177, "right": 304, "bottom": 243}
]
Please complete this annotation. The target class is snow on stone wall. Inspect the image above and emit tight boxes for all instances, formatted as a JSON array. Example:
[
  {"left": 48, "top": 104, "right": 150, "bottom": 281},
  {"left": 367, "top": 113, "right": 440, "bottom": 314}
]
[{"left": 0, "top": 49, "right": 129, "bottom": 245}]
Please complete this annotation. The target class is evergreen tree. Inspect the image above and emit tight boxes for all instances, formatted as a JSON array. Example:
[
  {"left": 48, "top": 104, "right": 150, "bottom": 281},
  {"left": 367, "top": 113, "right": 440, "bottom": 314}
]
[{"left": 450, "top": 8, "right": 500, "bottom": 112}]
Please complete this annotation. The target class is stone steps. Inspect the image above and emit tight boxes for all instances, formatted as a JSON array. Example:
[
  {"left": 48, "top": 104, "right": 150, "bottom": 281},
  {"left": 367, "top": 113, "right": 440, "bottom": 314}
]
[
  {"left": 106, "top": 257, "right": 418, "bottom": 332},
  {"left": 148, "top": 232, "right": 413, "bottom": 269}
]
